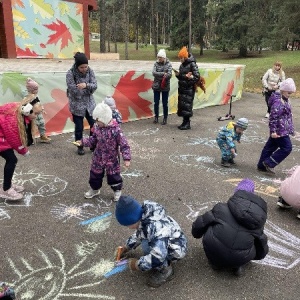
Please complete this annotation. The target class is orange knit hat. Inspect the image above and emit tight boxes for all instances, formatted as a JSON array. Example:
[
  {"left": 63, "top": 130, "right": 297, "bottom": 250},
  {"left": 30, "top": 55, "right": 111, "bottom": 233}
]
[{"left": 178, "top": 46, "right": 188, "bottom": 58}]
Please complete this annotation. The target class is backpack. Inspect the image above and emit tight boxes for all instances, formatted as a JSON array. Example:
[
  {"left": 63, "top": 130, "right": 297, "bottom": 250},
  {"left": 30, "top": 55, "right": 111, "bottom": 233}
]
[{"left": 194, "top": 76, "right": 206, "bottom": 93}]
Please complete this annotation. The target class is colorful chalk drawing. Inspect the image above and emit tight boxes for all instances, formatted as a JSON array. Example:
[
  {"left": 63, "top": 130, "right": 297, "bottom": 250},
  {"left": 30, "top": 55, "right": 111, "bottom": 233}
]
[
  {"left": 6, "top": 242, "right": 126, "bottom": 299},
  {"left": 126, "top": 128, "right": 159, "bottom": 137},
  {"left": 187, "top": 137, "right": 217, "bottom": 148},
  {"left": 292, "top": 131, "right": 300, "bottom": 142},
  {"left": 80, "top": 212, "right": 112, "bottom": 234},
  {"left": 169, "top": 154, "right": 240, "bottom": 175},
  {"left": 185, "top": 202, "right": 300, "bottom": 269},
  {"left": 128, "top": 139, "right": 160, "bottom": 160}
]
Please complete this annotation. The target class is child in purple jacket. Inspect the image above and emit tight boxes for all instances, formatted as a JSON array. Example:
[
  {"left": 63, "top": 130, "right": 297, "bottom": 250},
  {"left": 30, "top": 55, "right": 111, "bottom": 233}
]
[
  {"left": 76, "top": 102, "right": 131, "bottom": 201},
  {"left": 257, "top": 78, "right": 296, "bottom": 174}
]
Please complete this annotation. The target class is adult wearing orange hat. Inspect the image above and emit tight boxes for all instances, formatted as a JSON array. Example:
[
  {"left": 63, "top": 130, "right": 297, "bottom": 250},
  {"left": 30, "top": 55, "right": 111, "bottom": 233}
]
[{"left": 174, "top": 46, "right": 200, "bottom": 130}]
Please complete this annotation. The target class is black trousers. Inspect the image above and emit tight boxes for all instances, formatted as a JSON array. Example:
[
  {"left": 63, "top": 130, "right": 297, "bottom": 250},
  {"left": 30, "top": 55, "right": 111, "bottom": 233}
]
[{"left": 0, "top": 149, "right": 18, "bottom": 191}]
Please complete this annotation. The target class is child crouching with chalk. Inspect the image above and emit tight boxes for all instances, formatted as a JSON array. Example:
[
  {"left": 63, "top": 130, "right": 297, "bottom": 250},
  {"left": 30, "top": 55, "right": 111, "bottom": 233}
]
[
  {"left": 115, "top": 195, "right": 187, "bottom": 288},
  {"left": 216, "top": 117, "right": 248, "bottom": 167}
]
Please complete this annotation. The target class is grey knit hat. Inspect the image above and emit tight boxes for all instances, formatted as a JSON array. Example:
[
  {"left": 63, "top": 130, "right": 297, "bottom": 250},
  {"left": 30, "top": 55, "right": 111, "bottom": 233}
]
[{"left": 235, "top": 118, "right": 248, "bottom": 130}]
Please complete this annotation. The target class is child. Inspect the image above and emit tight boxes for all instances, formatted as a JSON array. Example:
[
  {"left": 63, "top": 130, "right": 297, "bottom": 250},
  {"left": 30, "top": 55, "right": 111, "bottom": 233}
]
[
  {"left": 0, "top": 282, "right": 15, "bottom": 299},
  {"left": 104, "top": 96, "right": 122, "bottom": 124},
  {"left": 257, "top": 78, "right": 296, "bottom": 174},
  {"left": 216, "top": 117, "right": 248, "bottom": 167},
  {"left": 277, "top": 165, "right": 300, "bottom": 219},
  {"left": 191, "top": 179, "right": 269, "bottom": 276},
  {"left": 77, "top": 102, "right": 130, "bottom": 201},
  {"left": 25, "top": 78, "right": 51, "bottom": 143},
  {"left": 0, "top": 95, "right": 43, "bottom": 200},
  {"left": 115, "top": 195, "right": 187, "bottom": 288}
]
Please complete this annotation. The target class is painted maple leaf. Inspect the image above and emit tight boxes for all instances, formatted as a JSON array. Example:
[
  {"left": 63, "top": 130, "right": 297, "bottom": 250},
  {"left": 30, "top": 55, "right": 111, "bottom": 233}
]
[
  {"left": 221, "top": 81, "right": 235, "bottom": 105},
  {"left": 112, "top": 71, "right": 153, "bottom": 122},
  {"left": 44, "top": 19, "right": 73, "bottom": 50},
  {"left": 76, "top": 3, "right": 83, "bottom": 15},
  {"left": 1, "top": 73, "right": 28, "bottom": 96},
  {"left": 16, "top": 46, "right": 38, "bottom": 58},
  {"left": 12, "top": 0, "right": 25, "bottom": 8},
  {"left": 43, "top": 89, "right": 72, "bottom": 134}
]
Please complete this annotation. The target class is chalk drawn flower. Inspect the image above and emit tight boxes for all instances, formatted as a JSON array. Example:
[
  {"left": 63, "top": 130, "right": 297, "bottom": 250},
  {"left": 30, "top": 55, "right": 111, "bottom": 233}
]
[{"left": 7, "top": 242, "right": 121, "bottom": 299}]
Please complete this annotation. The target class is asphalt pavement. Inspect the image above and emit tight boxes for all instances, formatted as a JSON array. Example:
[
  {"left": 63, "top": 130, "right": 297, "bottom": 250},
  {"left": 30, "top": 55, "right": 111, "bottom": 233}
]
[{"left": 1, "top": 92, "right": 300, "bottom": 300}]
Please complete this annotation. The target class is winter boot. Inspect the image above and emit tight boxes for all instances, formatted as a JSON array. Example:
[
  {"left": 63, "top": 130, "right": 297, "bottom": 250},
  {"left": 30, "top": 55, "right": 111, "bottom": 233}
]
[
  {"left": 221, "top": 159, "right": 231, "bottom": 167},
  {"left": 179, "top": 120, "right": 191, "bottom": 130},
  {"left": 177, "top": 120, "right": 186, "bottom": 129},
  {"left": 162, "top": 118, "right": 167, "bottom": 125},
  {"left": 114, "top": 190, "right": 122, "bottom": 202},
  {"left": 153, "top": 116, "right": 159, "bottom": 124},
  {"left": 40, "top": 135, "right": 51, "bottom": 143},
  {"left": 277, "top": 196, "right": 292, "bottom": 209},
  {"left": 84, "top": 188, "right": 100, "bottom": 199},
  {"left": 77, "top": 146, "right": 85, "bottom": 155},
  {"left": 147, "top": 264, "right": 175, "bottom": 288}
]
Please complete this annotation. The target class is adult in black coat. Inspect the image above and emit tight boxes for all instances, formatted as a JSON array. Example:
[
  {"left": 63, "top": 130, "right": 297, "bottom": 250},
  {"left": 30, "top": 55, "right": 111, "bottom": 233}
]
[
  {"left": 174, "top": 46, "right": 200, "bottom": 130},
  {"left": 191, "top": 178, "right": 269, "bottom": 276}
]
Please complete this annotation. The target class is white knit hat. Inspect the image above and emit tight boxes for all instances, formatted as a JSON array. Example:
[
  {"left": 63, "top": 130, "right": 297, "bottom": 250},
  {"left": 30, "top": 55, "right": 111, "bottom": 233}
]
[
  {"left": 104, "top": 96, "right": 116, "bottom": 109},
  {"left": 92, "top": 102, "right": 112, "bottom": 125},
  {"left": 280, "top": 78, "right": 296, "bottom": 93},
  {"left": 157, "top": 49, "right": 166, "bottom": 58}
]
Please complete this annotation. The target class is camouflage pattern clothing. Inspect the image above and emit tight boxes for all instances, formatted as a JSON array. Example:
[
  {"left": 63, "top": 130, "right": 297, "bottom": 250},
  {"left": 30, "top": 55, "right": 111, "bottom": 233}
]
[{"left": 125, "top": 201, "right": 187, "bottom": 271}]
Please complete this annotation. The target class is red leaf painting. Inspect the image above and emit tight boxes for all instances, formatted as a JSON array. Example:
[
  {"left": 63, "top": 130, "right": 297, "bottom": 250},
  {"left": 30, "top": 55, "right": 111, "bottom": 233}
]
[
  {"left": 12, "top": 0, "right": 25, "bottom": 8},
  {"left": 44, "top": 19, "right": 73, "bottom": 50},
  {"left": 112, "top": 71, "right": 153, "bottom": 122},
  {"left": 16, "top": 46, "right": 38, "bottom": 57},
  {"left": 221, "top": 81, "right": 235, "bottom": 105},
  {"left": 43, "top": 89, "right": 72, "bottom": 134}
]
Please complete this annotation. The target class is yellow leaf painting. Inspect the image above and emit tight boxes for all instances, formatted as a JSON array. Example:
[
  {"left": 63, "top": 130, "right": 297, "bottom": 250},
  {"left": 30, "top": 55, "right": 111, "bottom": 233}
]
[
  {"left": 29, "top": 0, "right": 54, "bottom": 19},
  {"left": 12, "top": 9, "right": 26, "bottom": 22},
  {"left": 58, "top": 2, "right": 70, "bottom": 15},
  {"left": 13, "top": 21, "right": 30, "bottom": 39}
]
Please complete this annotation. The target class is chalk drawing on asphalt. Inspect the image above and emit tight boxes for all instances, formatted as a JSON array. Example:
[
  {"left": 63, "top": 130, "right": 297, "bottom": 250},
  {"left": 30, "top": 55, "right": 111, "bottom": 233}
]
[
  {"left": 128, "top": 139, "right": 160, "bottom": 160},
  {"left": 225, "top": 178, "right": 279, "bottom": 198},
  {"left": 0, "top": 207, "right": 10, "bottom": 221},
  {"left": 127, "top": 128, "right": 159, "bottom": 137},
  {"left": 187, "top": 137, "right": 217, "bottom": 148},
  {"left": 7, "top": 241, "right": 126, "bottom": 299},
  {"left": 121, "top": 169, "right": 143, "bottom": 177},
  {"left": 80, "top": 212, "right": 112, "bottom": 233},
  {"left": 185, "top": 202, "right": 219, "bottom": 221},
  {"left": 292, "top": 131, "right": 300, "bottom": 142},
  {"left": 169, "top": 154, "right": 240, "bottom": 175}
]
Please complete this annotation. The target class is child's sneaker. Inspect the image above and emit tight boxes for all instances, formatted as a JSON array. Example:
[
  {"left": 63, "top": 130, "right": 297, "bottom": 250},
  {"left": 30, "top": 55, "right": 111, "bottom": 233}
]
[
  {"left": 0, "top": 187, "right": 23, "bottom": 200},
  {"left": 277, "top": 196, "right": 292, "bottom": 209},
  {"left": 40, "top": 135, "right": 51, "bottom": 143},
  {"left": 148, "top": 264, "right": 174, "bottom": 288},
  {"left": 262, "top": 161, "right": 275, "bottom": 174},
  {"left": 84, "top": 188, "right": 100, "bottom": 199},
  {"left": 114, "top": 190, "right": 122, "bottom": 202},
  {"left": 12, "top": 184, "right": 25, "bottom": 193},
  {"left": 228, "top": 158, "right": 236, "bottom": 165}
]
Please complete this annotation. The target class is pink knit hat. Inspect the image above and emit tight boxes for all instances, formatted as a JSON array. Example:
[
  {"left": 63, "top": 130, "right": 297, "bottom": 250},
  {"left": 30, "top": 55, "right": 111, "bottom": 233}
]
[
  {"left": 26, "top": 78, "right": 39, "bottom": 94},
  {"left": 280, "top": 78, "right": 296, "bottom": 93}
]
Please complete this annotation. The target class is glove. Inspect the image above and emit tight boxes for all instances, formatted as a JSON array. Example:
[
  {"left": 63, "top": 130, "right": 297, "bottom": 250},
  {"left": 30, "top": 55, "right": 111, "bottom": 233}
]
[
  {"left": 114, "top": 245, "right": 129, "bottom": 261},
  {"left": 128, "top": 258, "right": 140, "bottom": 271},
  {"left": 24, "top": 151, "right": 30, "bottom": 157}
]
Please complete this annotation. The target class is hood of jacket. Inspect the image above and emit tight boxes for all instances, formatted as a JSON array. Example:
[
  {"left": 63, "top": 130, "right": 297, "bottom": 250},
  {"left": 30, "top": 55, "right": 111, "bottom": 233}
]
[
  {"left": 228, "top": 190, "right": 267, "bottom": 230},
  {"left": 141, "top": 200, "right": 166, "bottom": 225}
]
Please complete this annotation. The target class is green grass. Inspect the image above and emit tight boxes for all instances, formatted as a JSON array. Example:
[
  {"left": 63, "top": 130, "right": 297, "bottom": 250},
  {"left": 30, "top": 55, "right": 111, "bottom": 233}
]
[{"left": 90, "top": 41, "right": 300, "bottom": 96}]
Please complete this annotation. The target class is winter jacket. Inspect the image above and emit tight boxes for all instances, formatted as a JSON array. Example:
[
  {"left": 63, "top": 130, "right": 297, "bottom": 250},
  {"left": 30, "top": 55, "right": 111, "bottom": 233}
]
[
  {"left": 216, "top": 121, "right": 242, "bottom": 150},
  {"left": 81, "top": 120, "right": 131, "bottom": 175},
  {"left": 176, "top": 54, "right": 200, "bottom": 118},
  {"left": 152, "top": 58, "right": 173, "bottom": 92},
  {"left": 280, "top": 166, "right": 300, "bottom": 209},
  {"left": 262, "top": 68, "right": 285, "bottom": 92},
  {"left": 126, "top": 200, "right": 187, "bottom": 271},
  {"left": 0, "top": 102, "right": 28, "bottom": 155},
  {"left": 66, "top": 65, "right": 97, "bottom": 117},
  {"left": 268, "top": 92, "right": 294, "bottom": 136},
  {"left": 192, "top": 190, "right": 269, "bottom": 268}
]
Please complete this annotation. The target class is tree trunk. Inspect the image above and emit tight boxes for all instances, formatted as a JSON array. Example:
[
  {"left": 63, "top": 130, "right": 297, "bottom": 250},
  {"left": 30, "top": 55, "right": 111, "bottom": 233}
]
[
  {"left": 124, "top": 0, "right": 129, "bottom": 60},
  {"left": 239, "top": 45, "right": 247, "bottom": 57},
  {"left": 99, "top": 0, "right": 106, "bottom": 53}
]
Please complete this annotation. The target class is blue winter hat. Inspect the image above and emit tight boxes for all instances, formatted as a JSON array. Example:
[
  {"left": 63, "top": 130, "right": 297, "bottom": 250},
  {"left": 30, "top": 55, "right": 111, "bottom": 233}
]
[
  {"left": 234, "top": 178, "right": 255, "bottom": 193},
  {"left": 115, "top": 195, "right": 143, "bottom": 226}
]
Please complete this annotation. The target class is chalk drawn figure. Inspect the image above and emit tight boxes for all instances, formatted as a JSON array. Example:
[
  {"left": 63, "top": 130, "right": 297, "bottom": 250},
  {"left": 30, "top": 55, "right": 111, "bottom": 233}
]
[
  {"left": 127, "top": 128, "right": 159, "bottom": 137},
  {"left": 0, "top": 207, "right": 10, "bottom": 220},
  {"left": 128, "top": 139, "right": 160, "bottom": 160},
  {"left": 187, "top": 137, "right": 217, "bottom": 148},
  {"left": 185, "top": 202, "right": 219, "bottom": 221},
  {"left": 121, "top": 169, "right": 143, "bottom": 178},
  {"left": 7, "top": 242, "right": 123, "bottom": 299},
  {"left": 80, "top": 212, "right": 112, "bottom": 233},
  {"left": 169, "top": 154, "right": 240, "bottom": 175}
]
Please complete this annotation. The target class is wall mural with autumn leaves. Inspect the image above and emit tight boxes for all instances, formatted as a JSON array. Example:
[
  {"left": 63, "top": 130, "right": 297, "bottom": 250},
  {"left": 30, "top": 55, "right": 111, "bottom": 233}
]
[
  {"left": 12, "top": 0, "right": 84, "bottom": 58},
  {"left": 0, "top": 66, "right": 245, "bottom": 136}
]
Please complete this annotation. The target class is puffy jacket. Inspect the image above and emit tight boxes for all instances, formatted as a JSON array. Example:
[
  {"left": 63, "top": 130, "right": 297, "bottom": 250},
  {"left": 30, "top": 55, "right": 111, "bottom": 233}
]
[
  {"left": 0, "top": 102, "right": 28, "bottom": 155},
  {"left": 152, "top": 58, "right": 172, "bottom": 92},
  {"left": 66, "top": 65, "right": 97, "bottom": 117},
  {"left": 176, "top": 54, "right": 200, "bottom": 118},
  {"left": 216, "top": 121, "right": 242, "bottom": 150},
  {"left": 262, "top": 68, "right": 285, "bottom": 92},
  {"left": 280, "top": 166, "right": 300, "bottom": 209},
  {"left": 126, "top": 200, "right": 187, "bottom": 271},
  {"left": 192, "top": 190, "right": 269, "bottom": 268},
  {"left": 268, "top": 92, "right": 294, "bottom": 136}
]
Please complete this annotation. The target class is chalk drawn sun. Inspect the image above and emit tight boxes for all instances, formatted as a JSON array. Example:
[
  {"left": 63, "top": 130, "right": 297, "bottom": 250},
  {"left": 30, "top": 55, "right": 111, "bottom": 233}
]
[{"left": 8, "top": 242, "right": 116, "bottom": 299}]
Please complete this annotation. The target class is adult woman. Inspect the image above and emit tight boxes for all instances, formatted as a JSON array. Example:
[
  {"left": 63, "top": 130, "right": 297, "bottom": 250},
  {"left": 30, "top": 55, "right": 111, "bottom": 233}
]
[
  {"left": 152, "top": 49, "right": 172, "bottom": 125},
  {"left": 175, "top": 46, "right": 200, "bottom": 130},
  {"left": 262, "top": 61, "right": 285, "bottom": 118},
  {"left": 66, "top": 52, "right": 97, "bottom": 155}
]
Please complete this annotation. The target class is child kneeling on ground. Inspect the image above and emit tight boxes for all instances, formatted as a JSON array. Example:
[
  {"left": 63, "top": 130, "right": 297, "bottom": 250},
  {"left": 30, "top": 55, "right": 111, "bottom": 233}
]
[
  {"left": 115, "top": 195, "right": 187, "bottom": 288},
  {"left": 216, "top": 117, "right": 248, "bottom": 167}
]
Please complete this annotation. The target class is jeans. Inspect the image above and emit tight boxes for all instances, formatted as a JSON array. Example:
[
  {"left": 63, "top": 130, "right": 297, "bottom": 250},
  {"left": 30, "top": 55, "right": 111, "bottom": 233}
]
[
  {"left": 72, "top": 111, "right": 95, "bottom": 141},
  {"left": 154, "top": 91, "right": 169, "bottom": 118}
]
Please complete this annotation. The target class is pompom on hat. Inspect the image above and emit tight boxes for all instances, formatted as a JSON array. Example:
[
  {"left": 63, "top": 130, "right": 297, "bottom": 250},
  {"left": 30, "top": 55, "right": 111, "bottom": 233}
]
[
  {"left": 235, "top": 117, "right": 248, "bottom": 130},
  {"left": 279, "top": 78, "right": 296, "bottom": 93},
  {"left": 74, "top": 52, "right": 88, "bottom": 67},
  {"left": 104, "top": 96, "right": 116, "bottom": 110},
  {"left": 115, "top": 195, "right": 143, "bottom": 226},
  {"left": 157, "top": 49, "right": 166, "bottom": 59},
  {"left": 92, "top": 102, "right": 112, "bottom": 125},
  {"left": 234, "top": 178, "right": 255, "bottom": 194},
  {"left": 26, "top": 78, "right": 39, "bottom": 94},
  {"left": 178, "top": 46, "right": 188, "bottom": 59}
]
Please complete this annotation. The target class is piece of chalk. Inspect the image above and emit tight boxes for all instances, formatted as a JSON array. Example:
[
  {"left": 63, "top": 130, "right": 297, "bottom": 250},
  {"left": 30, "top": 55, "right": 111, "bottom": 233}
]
[
  {"left": 115, "top": 259, "right": 128, "bottom": 266},
  {"left": 72, "top": 141, "right": 81, "bottom": 146},
  {"left": 116, "top": 246, "right": 123, "bottom": 261}
]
